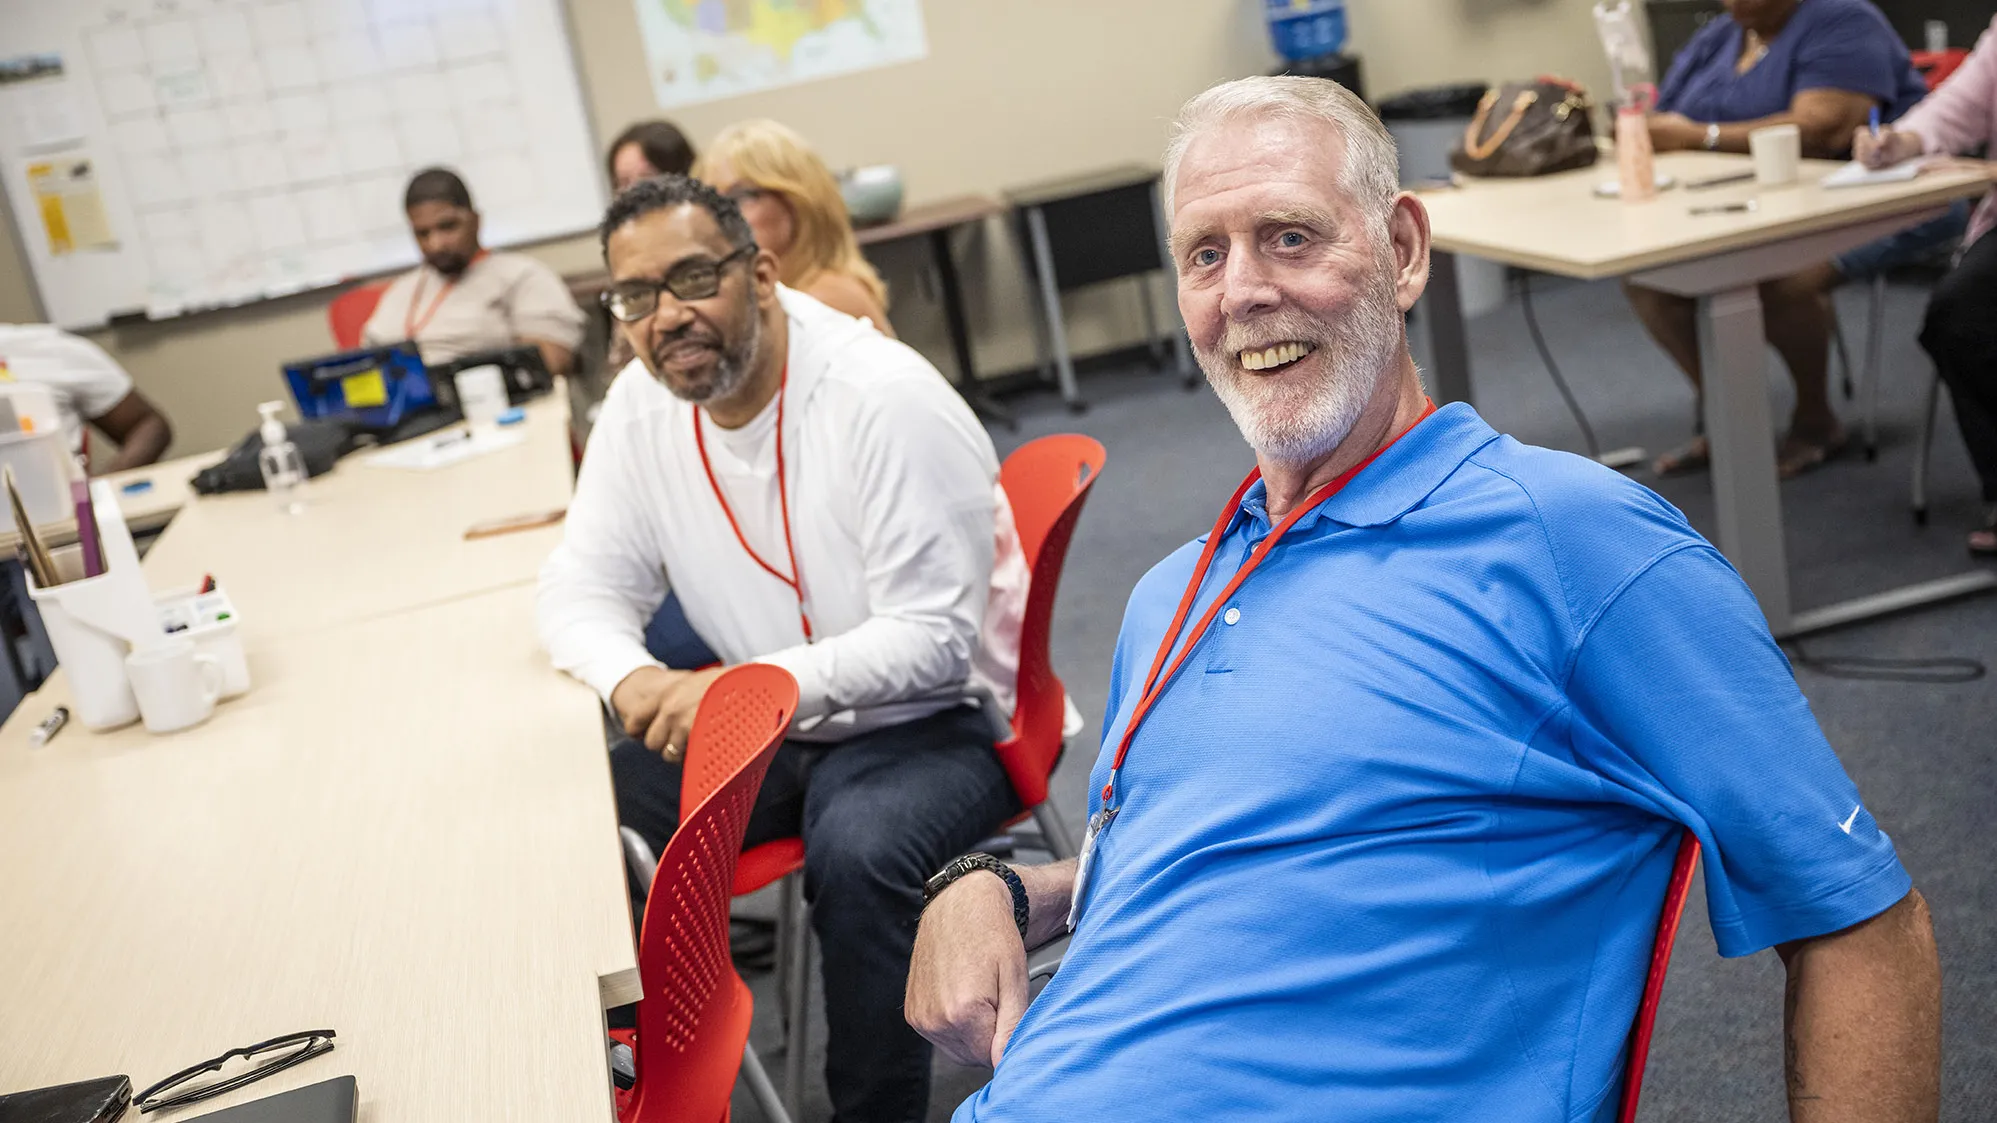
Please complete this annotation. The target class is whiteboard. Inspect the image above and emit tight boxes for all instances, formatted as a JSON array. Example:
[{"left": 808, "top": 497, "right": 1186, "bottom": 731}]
[{"left": 0, "top": 0, "right": 604, "bottom": 329}]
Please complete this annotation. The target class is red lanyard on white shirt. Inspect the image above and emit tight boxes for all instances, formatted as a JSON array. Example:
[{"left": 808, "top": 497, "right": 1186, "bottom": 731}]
[
  {"left": 692, "top": 365, "right": 813, "bottom": 642},
  {"left": 403, "top": 250, "right": 486, "bottom": 339},
  {"left": 1100, "top": 399, "right": 1437, "bottom": 813}
]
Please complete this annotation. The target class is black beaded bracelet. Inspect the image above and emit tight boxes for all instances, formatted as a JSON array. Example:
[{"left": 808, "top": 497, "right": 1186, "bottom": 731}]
[{"left": 923, "top": 853, "right": 1029, "bottom": 940}]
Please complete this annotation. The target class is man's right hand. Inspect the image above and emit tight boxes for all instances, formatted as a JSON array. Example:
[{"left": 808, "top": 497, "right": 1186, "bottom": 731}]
[
  {"left": 1853, "top": 125, "right": 1924, "bottom": 169},
  {"left": 610, "top": 665, "right": 676, "bottom": 749},
  {"left": 905, "top": 872, "right": 1029, "bottom": 1068}
]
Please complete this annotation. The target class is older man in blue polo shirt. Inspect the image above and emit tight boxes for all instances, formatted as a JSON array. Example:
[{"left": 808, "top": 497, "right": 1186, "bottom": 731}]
[{"left": 906, "top": 76, "right": 1940, "bottom": 1122}]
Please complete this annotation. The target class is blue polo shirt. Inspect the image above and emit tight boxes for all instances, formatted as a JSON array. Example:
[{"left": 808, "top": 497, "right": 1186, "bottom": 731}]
[
  {"left": 1656, "top": 0, "right": 1927, "bottom": 132},
  {"left": 956, "top": 405, "right": 1909, "bottom": 1123}
]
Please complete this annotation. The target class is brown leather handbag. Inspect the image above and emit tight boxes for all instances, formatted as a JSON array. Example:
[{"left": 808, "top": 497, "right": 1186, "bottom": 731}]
[{"left": 1448, "top": 77, "right": 1599, "bottom": 177}]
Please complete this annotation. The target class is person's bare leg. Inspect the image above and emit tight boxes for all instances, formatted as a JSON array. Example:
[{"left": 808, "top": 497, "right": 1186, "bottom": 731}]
[
  {"left": 1623, "top": 280, "right": 1710, "bottom": 473},
  {"left": 1761, "top": 270, "right": 1846, "bottom": 476},
  {"left": 1623, "top": 280, "right": 1703, "bottom": 388}
]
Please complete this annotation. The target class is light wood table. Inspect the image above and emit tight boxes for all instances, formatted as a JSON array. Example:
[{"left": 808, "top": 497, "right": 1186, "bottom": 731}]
[
  {"left": 0, "top": 449, "right": 224, "bottom": 553},
  {"left": 1419, "top": 151, "right": 1997, "bottom": 637},
  {"left": 0, "top": 399, "right": 635, "bottom": 1120},
  {"left": 139, "top": 399, "right": 573, "bottom": 642},
  {"left": 0, "top": 584, "right": 635, "bottom": 1120}
]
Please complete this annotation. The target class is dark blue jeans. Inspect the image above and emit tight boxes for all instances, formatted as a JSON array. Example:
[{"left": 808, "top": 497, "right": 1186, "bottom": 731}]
[{"left": 611, "top": 704, "right": 1018, "bottom": 1123}]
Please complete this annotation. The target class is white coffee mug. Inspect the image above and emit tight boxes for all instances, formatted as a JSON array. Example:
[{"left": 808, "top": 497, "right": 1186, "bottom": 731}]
[
  {"left": 454, "top": 364, "right": 508, "bottom": 427},
  {"left": 1749, "top": 124, "right": 1802, "bottom": 186},
  {"left": 126, "top": 638, "right": 225, "bottom": 734}
]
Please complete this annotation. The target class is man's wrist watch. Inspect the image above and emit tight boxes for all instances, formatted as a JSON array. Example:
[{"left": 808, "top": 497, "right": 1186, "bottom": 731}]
[
  {"left": 1704, "top": 122, "right": 1721, "bottom": 150},
  {"left": 923, "top": 853, "right": 1029, "bottom": 941}
]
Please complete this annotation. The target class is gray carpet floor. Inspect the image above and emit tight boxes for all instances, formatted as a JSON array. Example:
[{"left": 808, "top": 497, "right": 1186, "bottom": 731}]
[{"left": 738, "top": 274, "right": 1996, "bottom": 1122}]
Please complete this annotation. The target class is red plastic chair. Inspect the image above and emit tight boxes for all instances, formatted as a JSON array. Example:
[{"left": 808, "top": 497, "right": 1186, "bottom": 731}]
[
  {"left": 616, "top": 664, "right": 799, "bottom": 1123},
  {"left": 985, "top": 434, "right": 1106, "bottom": 857},
  {"left": 1618, "top": 834, "right": 1701, "bottom": 1122},
  {"left": 327, "top": 281, "right": 390, "bottom": 350}
]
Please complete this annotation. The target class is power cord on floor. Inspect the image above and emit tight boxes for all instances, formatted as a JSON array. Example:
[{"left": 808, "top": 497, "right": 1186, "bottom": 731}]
[
  {"left": 1783, "top": 641, "right": 1987, "bottom": 683},
  {"left": 1517, "top": 272, "right": 1604, "bottom": 460}
]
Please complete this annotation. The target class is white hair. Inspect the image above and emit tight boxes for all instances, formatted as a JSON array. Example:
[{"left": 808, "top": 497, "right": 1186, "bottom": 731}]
[{"left": 1162, "top": 75, "right": 1400, "bottom": 225}]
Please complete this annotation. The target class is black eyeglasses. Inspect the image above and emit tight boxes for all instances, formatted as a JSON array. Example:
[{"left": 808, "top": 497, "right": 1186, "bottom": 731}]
[
  {"left": 602, "top": 245, "right": 755, "bottom": 322},
  {"left": 135, "top": 1030, "right": 336, "bottom": 1114}
]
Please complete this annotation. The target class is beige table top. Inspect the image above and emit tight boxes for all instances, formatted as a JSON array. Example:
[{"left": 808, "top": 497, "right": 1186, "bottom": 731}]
[
  {"left": 0, "top": 449, "right": 224, "bottom": 553},
  {"left": 854, "top": 194, "right": 1005, "bottom": 245},
  {"left": 0, "top": 582, "right": 635, "bottom": 1120},
  {"left": 1420, "top": 151, "right": 1995, "bottom": 280},
  {"left": 139, "top": 398, "right": 573, "bottom": 642}
]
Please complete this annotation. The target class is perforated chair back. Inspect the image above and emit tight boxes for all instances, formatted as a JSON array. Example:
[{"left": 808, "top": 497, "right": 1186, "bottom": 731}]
[
  {"left": 1619, "top": 834, "right": 1701, "bottom": 1122},
  {"left": 327, "top": 281, "right": 389, "bottom": 350},
  {"left": 994, "top": 435, "right": 1105, "bottom": 807},
  {"left": 623, "top": 664, "right": 798, "bottom": 1123}
]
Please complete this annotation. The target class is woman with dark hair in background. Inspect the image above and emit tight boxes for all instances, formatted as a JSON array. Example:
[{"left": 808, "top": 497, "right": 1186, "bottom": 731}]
[{"left": 607, "top": 120, "right": 696, "bottom": 192}]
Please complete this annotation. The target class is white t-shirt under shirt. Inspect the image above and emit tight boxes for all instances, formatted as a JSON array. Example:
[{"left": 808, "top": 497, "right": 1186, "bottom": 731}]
[
  {"left": 0, "top": 324, "right": 136, "bottom": 456},
  {"left": 359, "top": 251, "right": 586, "bottom": 366}
]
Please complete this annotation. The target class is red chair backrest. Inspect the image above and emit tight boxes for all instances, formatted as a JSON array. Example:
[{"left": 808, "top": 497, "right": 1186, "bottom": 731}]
[
  {"left": 993, "top": 435, "right": 1106, "bottom": 808},
  {"left": 327, "top": 281, "right": 390, "bottom": 350},
  {"left": 625, "top": 664, "right": 798, "bottom": 1123},
  {"left": 1618, "top": 834, "right": 1701, "bottom": 1122}
]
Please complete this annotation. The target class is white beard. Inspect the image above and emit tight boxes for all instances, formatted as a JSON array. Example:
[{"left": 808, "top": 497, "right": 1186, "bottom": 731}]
[{"left": 1195, "top": 273, "right": 1405, "bottom": 465}]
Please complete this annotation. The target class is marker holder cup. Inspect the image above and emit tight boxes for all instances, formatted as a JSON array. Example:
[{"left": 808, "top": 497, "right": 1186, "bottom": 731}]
[{"left": 24, "top": 479, "right": 167, "bottom": 730}]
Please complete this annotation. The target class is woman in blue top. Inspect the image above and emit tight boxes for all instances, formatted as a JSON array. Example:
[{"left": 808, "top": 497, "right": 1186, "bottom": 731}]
[{"left": 1625, "top": 0, "right": 1929, "bottom": 477}]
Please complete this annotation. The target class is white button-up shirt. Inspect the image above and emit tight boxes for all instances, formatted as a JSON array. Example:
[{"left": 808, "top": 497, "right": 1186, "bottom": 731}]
[{"left": 538, "top": 286, "right": 1027, "bottom": 742}]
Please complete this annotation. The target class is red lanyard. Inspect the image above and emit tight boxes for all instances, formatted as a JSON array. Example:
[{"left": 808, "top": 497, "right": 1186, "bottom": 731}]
[
  {"left": 1101, "top": 399, "right": 1437, "bottom": 807},
  {"left": 403, "top": 250, "right": 486, "bottom": 339},
  {"left": 692, "top": 365, "right": 813, "bottom": 642}
]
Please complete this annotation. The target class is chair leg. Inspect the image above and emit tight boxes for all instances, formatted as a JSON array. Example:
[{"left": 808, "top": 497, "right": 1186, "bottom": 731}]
[
  {"left": 1032, "top": 803, "right": 1079, "bottom": 861},
  {"left": 740, "top": 1043, "right": 795, "bottom": 1123},
  {"left": 781, "top": 874, "right": 811, "bottom": 1122},
  {"left": 1829, "top": 305, "right": 1855, "bottom": 401},
  {"left": 1863, "top": 273, "right": 1887, "bottom": 461},
  {"left": 621, "top": 827, "right": 659, "bottom": 891},
  {"left": 1913, "top": 368, "right": 1942, "bottom": 525}
]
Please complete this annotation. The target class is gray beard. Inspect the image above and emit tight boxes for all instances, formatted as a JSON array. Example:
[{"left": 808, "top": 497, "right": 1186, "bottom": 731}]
[
  {"left": 1195, "top": 279, "right": 1404, "bottom": 465},
  {"left": 657, "top": 307, "right": 762, "bottom": 405}
]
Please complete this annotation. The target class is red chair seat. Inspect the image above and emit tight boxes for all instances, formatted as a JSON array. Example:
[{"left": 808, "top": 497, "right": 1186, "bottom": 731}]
[{"left": 735, "top": 838, "right": 805, "bottom": 897}]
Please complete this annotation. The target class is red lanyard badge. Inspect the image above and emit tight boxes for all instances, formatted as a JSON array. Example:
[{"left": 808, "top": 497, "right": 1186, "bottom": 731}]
[
  {"left": 403, "top": 250, "right": 488, "bottom": 339},
  {"left": 692, "top": 365, "right": 813, "bottom": 642},
  {"left": 1100, "top": 398, "right": 1437, "bottom": 812}
]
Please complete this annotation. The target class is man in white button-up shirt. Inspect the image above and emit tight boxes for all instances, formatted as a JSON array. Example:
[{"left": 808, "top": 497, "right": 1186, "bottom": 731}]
[{"left": 538, "top": 175, "right": 1029, "bottom": 1122}]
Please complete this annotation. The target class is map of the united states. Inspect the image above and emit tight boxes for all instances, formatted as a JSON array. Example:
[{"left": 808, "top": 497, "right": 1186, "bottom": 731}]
[{"left": 640, "top": 0, "right": 926, "bottom": 109}]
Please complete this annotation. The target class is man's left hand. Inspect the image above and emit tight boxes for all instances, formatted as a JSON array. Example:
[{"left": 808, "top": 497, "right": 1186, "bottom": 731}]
[
  {"left": 642, "top": 666, "right": 728, "bottom": 762},
  {"left": 1647, "top": 112, "right": 1703, "bottom": 152}
]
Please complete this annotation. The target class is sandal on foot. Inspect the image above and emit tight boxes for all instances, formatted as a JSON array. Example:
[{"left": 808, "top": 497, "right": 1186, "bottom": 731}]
[
  {"left": 1777, "top": 428, "right": 1849, "bottom": 480},
  {"left": 1970, "top": 510, "right": 1997, "bottom": 557},
  {"left": 1652, "top": 436, "right": 1710, "bottom": 478}
]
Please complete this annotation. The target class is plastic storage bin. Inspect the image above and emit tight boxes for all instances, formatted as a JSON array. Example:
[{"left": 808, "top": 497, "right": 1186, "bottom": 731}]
[{"left": 1265, "top": 0, "right": 1347, "bottom": 61}]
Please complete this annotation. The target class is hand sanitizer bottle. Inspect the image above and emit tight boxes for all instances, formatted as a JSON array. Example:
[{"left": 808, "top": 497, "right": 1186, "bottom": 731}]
[{"left": 256, "top": 402, "right": 307, "bottom": 514}]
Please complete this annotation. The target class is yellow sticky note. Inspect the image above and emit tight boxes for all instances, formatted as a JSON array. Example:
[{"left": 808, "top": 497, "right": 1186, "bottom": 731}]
[{"left": 342, "top": 369, "right": 387, "bottom": 408}]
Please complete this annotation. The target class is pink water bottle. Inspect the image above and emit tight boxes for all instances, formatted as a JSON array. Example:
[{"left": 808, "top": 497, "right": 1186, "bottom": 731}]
[{"left": 1617, "top": 83, "right": 1658, "bottom": 202}]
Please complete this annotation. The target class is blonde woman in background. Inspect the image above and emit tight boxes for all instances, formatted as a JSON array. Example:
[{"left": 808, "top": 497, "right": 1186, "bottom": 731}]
[{"left": 694, "top": 119, "right": 894, "bottom": 336}]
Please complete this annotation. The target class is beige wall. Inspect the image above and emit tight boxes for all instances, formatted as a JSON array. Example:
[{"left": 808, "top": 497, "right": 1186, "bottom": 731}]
[{"left": 0, "top": 0, "right": 1612, "bottom": 457}]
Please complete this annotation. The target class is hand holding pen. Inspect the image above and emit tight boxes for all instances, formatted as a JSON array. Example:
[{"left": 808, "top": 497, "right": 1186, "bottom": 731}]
[{"left": 1853, "top": 108, "right": 1924, "bottom": 170}]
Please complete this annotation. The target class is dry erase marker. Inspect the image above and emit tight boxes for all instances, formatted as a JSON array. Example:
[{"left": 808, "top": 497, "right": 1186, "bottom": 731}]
[{"left": 30, "top": 706, "right": 69, "bottom": 746}]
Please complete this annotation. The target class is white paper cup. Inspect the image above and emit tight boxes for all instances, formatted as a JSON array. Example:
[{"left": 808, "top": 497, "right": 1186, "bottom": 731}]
[
  {"left": 454, "top": 364, "right": 508, "bottom": 427},
  {"left": 126, "top": 637, "right": 224, "bottom": 734},
  {"left": 1750, "top": 124, "right": 1802, "bottom": 186}
]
